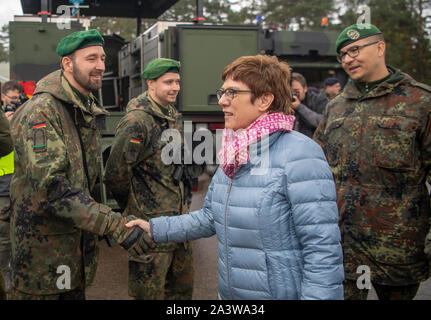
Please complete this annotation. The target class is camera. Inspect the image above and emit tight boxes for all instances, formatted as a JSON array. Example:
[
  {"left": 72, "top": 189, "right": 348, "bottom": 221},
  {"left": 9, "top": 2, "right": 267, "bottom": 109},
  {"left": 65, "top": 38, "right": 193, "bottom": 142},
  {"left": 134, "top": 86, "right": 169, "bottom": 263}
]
[
  {"left": 291, "top": 91, "right": 297, "bottom": 102},
  {"left": 3, "top": 94, "right": 28, "bottom": 112}
]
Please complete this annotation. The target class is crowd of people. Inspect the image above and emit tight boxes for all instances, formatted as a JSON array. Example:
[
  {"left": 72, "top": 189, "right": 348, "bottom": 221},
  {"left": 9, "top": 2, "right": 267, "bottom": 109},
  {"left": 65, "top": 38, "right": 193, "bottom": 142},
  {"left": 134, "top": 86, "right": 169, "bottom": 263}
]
[{"left": 0, "top": 22, "right": 430, "bottom": 300}]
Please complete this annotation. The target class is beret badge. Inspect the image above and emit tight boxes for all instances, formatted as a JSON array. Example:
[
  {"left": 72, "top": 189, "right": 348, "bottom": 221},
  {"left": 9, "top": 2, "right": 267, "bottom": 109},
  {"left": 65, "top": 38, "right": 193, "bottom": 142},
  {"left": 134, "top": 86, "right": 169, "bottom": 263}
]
[{"left": 347, "top": 29, "right": 360, "bottom": 40}]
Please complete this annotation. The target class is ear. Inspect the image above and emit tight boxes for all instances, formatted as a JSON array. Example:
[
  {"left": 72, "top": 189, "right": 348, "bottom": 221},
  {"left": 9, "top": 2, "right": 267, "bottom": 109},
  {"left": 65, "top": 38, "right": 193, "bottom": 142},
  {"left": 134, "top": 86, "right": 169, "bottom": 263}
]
[
  {"left": 258, "top": 93, "right": 274, "bottom": 112},
  {"left": 62, "top": 56, "right": 73, "bottom": 73},
  {"left": 147, "top": 79, "right": 155, "bottom": 90},
  {"left": 377, "top": 41, "right": 386, "bottom": 57}
]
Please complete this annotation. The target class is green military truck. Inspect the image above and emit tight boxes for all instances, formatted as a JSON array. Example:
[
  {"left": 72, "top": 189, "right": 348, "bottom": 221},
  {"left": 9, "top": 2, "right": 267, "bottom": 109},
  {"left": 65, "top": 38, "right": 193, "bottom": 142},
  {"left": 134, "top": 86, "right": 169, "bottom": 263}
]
[{"left": 11, "top": 0, "right": 344, "bottom": 204}]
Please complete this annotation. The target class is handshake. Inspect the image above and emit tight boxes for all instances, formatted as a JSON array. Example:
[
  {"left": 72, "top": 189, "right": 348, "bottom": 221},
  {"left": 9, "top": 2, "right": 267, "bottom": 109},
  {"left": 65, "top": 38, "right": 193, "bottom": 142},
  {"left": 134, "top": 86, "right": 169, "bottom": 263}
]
[{"left": 104, "top": 213, "right": 154, "bottom": 259}]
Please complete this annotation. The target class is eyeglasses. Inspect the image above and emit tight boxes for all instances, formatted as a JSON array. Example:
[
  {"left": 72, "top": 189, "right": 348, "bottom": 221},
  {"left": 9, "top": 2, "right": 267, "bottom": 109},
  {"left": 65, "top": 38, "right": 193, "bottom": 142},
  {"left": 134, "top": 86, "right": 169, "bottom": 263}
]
[
  {"left": 337, "top": 41, "right": 380, "bottom": 63},
  {"left": 216, "top": 88, "right": 252, "bottom": 101},
  {"left": 5, "top": 94, "right": 20, "bottom": 101}
]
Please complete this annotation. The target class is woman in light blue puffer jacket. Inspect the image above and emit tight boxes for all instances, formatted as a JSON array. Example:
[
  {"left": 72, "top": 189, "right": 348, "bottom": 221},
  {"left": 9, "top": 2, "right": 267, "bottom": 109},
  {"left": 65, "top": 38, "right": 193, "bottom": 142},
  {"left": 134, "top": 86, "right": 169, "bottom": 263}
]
[{"left": 126, "top": 55, "right": 344, "bottom": 300}]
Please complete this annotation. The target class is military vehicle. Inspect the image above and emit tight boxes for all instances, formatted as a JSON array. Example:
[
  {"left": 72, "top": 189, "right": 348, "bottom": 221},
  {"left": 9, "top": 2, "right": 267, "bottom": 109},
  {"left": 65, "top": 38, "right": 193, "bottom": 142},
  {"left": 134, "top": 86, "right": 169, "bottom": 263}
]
[{"left": 11, "top": 0, "right": 345, "bottom": 204}]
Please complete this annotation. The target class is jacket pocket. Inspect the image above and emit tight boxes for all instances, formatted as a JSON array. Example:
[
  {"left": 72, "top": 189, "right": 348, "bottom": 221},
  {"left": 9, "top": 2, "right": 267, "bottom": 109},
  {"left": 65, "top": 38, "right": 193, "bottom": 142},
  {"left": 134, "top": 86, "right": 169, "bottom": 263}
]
[
  {"left": 323, "top": 118, "right": 345, "bottom": 166},
  {"left": 372, "top": 116, "right": 418, "bottom": 170},
  {"left": 265, "top": 252, "right": 300, "bottom": 299}
]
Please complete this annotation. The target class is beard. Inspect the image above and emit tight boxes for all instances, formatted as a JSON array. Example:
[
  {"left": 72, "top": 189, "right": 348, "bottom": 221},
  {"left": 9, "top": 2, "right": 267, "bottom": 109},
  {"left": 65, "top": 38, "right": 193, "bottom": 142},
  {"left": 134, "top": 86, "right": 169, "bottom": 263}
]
[{"left": 72, "top": 63, "right": 103, "bottom": 91}]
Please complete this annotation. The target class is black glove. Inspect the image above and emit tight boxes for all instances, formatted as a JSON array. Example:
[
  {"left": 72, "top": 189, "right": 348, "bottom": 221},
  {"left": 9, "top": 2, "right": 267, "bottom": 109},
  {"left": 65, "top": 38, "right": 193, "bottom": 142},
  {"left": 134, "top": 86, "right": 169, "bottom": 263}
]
[
  {"left": 105, "top": 213, "right": 155, "bottom": 257},
  {"left": 120, "top": 222, "right": 154, "bottom": 256}
]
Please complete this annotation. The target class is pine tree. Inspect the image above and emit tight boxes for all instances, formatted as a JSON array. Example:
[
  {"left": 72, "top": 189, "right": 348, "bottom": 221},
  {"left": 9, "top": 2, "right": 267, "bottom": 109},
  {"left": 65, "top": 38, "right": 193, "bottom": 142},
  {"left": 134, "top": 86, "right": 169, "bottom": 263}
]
[{"left": 260, "top": 0, "right": 336, "bottom": 30}]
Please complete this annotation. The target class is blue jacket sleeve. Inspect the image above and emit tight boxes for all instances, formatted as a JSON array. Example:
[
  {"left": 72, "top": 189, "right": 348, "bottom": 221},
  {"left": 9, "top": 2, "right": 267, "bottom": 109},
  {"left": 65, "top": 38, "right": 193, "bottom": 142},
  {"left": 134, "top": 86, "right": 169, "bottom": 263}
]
[
  {"left": 284, "top": 139, "right": 344, "bottom": 300},
  {"left": 150, "top": 178, "right": 216, "bottom": 243}
]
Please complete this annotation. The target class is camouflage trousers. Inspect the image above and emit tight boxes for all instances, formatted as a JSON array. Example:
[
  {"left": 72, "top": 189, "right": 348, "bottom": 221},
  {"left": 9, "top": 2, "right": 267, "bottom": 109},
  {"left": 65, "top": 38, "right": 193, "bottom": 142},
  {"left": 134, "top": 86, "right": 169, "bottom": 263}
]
[
  {"left": 343, "top": 279, "right": 420, "bottom": 300},
  {"left": 8, "top": 286, "right": 85, "bottom": 300},
  {"left": 0, "top": 267, "right": 5, "bottom": 300},
  {"left": 129, "top": 242, "right": 193, "bottom": 300},
  {"left": 0, "top": 197, "right": 10, "bottom": 275}
]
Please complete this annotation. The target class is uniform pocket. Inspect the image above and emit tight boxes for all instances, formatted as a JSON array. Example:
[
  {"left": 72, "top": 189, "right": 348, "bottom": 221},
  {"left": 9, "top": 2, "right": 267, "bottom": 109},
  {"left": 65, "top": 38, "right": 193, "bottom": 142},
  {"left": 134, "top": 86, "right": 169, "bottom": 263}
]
[
  {"left": 323, "top": 118, "right": 345, "bottom": 166},
  {"left": 372, "top": 116, "right": 418, "bottom": 170}
]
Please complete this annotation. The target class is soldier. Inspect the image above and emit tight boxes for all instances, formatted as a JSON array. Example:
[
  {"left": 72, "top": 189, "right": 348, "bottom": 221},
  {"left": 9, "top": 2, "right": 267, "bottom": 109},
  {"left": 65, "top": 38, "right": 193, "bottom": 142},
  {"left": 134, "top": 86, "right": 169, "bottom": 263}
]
[
  {"left": 8, "top": 29, "right": 153, "bottom": 300},
  {"left": 0, "top": 81, "right": 24, "bottom": 296},
  {"left": 314, "top": 23, "right": 431, "bottom": 300},
  {"left": 104, "top": 58, "right": 194, "bottom": 300},
  {"left": 322, "top": 77, "right": 341, "bottom": 101},
  {"left": 0, "top": 109, "right": 12, "bottom": 300},
  {"left": 291, "top": 72, "right": 327, "bottom": 138}
]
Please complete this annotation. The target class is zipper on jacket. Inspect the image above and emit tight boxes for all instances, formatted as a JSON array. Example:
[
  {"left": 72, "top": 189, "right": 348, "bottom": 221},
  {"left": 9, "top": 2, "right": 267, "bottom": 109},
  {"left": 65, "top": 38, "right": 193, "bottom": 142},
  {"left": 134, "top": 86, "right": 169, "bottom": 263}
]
[{"left": 224, "top": 179, "right": 233, "bottom": 299}]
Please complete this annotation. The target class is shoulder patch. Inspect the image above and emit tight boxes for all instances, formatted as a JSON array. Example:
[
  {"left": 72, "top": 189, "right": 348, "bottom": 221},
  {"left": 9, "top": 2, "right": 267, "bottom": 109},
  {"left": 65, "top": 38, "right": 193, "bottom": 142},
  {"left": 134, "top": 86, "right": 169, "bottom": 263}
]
[
  {"left": 125, "top": 137, "right": 142, "bottom": 163},
  {"left": 33, "top": 122, "right": 47, "bottom": 153}
]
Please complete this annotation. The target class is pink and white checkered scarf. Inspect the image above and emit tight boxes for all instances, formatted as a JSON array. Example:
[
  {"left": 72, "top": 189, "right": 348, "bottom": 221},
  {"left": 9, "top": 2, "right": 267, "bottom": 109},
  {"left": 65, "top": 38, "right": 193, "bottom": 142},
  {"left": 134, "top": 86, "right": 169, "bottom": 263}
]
[{"left": 218, "top": 112, "right": 295, "bottom": 179}]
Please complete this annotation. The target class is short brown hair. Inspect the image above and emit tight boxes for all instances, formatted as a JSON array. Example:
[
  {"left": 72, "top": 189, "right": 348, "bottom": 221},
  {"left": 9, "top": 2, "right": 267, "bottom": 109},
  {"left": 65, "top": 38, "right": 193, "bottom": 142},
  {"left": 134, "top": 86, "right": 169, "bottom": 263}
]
[
  {"left": 1, "top": 80, "right": 23, "bottom": 94},
  {"left": 221, "top": 55, "right": 294, "bottom": 115},
  {"left": 291, "top": 72, "right": 307, "bottom": 88}
]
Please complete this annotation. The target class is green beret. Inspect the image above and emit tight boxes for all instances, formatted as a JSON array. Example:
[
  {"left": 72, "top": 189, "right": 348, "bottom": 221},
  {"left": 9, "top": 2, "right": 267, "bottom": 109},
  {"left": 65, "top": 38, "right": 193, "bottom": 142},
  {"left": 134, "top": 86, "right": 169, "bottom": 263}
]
[
  {"left": 56, "top": 29, "right": 104, "bottom": 57},
  {"left": 142, "top": 58, "right": 180, "bottom": 80},
  {"left": 336, "top": 23, "right": 382, "bottom": 53}
]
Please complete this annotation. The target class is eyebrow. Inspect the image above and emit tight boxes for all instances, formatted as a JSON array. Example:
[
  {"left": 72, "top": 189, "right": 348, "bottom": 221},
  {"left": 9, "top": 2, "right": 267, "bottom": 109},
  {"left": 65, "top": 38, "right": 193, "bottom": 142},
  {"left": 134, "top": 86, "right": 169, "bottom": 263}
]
[
  {"left": 85, "top": 53, "right": 106, "bottom": 59},
  {"left": 221, "top": 86, "right": 242, "bottom": 90}
]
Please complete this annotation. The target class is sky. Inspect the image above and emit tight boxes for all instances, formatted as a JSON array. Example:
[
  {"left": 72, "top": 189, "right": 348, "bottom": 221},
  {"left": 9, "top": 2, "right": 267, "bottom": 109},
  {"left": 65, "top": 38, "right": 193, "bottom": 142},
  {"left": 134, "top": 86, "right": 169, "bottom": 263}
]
[{"left": 0, "top": 0, "right": 23, "bottom": 27}]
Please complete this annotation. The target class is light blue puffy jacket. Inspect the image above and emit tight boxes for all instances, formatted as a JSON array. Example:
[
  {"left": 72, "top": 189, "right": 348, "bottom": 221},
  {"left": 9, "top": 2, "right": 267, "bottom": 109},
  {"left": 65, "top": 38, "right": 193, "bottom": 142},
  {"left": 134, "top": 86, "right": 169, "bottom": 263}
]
[{"left": 150, "top": 131, "right": 344, "bottom": 300}]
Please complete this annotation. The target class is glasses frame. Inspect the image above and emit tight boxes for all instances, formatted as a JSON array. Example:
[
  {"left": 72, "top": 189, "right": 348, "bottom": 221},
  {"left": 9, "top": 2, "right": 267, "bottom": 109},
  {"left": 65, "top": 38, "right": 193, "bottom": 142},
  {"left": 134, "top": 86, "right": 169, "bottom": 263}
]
[
  {"left": 216, "top": 88, "right": 252, "bottom": 101},
  {"left": 337, "top": 41, "right": 380, "bottom": 63},
  {"left": 5, "top": 94, "right": 20, "bottom": 101}
]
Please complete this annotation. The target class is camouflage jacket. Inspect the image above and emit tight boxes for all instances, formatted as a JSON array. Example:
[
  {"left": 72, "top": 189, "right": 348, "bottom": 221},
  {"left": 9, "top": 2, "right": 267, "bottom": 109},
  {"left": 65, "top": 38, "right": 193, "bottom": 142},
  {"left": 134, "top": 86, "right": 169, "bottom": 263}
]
[
  {"left": 10, "top": 70, "right": 116, "bottom": 294},
  {"left": 104, "top": 91, "right": 186, "bottom": 252},
  {"left": 314, "top": 67, "right": 431, "bottom": 285}
]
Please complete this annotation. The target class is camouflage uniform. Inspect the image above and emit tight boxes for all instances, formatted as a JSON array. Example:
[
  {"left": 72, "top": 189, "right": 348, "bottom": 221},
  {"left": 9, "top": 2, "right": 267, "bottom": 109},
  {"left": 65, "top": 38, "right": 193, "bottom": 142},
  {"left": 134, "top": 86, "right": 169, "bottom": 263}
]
[
  {"left": 314, "top": 66, "right": 431, "bottom": 297},
  {"left": 9, "top": 70, "right": 151, "bottom": 299},
  {"left": 104, "top": 91, "right": 193, "bottom": 300}
]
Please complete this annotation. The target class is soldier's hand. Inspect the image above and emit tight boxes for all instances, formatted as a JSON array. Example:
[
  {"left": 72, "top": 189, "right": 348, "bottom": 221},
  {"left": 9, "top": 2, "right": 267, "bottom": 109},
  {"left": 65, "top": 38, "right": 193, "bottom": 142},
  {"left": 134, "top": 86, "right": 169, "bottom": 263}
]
[
  {"left": 125, "top": 219, "right": 151, "bottom": 238},
  {"left": 104, "top": 214, "right": 155, "bottom": 256},
  {"left": 120, "top": 223, "right": 155, "bottom": 256}
]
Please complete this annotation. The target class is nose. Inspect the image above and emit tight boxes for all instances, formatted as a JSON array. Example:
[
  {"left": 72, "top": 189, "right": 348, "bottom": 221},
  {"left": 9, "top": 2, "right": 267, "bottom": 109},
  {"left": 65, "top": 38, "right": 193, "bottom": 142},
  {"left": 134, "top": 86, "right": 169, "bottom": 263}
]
[
  {"left": 96, "top": 58, "right": 105, "bottom": 73},
  {"left": 218, "top": 93, "right": 230, "bottom": 107}
]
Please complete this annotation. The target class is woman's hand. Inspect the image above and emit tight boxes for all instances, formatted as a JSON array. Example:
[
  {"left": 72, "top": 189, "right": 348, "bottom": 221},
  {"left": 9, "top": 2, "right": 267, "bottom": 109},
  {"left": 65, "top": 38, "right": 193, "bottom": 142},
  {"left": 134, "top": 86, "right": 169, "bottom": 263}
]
[{"left": 125, "top": 219, "right": 151, "bottom": 238}]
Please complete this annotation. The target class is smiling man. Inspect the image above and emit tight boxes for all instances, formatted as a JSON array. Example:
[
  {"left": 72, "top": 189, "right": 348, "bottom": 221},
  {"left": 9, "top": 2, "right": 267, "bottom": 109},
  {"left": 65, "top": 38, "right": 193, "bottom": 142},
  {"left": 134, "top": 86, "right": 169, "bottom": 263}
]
[
  {"left": 314, "top": 24, "right": 431, "bottom": 300},
  {"left": 8, "top": 30, "right": 154, "bottom": 300},
  {"left": 104, "top": 58, "right": 195, "bottom": 300}
]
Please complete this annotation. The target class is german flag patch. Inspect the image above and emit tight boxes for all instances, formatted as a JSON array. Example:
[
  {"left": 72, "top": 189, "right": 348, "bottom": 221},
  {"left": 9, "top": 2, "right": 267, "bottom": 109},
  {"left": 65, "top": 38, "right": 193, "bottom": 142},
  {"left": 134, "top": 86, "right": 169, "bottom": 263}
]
[
  {"left": 125, "top": 138, "right": 141, "bottom": 163},
  {"left": 33, "top": 123, "right": 47, "bottom": 129},
  {"left": 129, "top": 138, "right": 141, "bottom": 144},
  {"left": 33, "top": 122, "right": 47, "bottom": 153}
]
